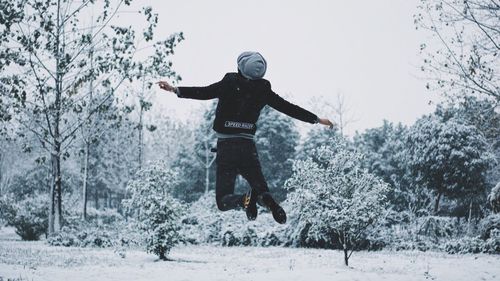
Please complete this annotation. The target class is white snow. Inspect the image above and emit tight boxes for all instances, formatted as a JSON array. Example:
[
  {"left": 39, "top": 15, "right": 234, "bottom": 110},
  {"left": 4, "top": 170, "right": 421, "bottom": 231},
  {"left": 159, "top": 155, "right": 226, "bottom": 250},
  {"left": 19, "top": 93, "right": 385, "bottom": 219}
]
[{"left": 1, "top": 238, "right": 499, "bottom": 281}]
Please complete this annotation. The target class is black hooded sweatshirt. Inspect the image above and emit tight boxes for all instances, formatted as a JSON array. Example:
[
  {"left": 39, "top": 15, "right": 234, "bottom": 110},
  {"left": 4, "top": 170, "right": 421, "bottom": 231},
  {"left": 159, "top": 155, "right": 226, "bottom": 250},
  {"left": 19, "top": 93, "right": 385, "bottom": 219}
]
[{"left": 177, "top": 72, "right": 318, "bottom": 135}]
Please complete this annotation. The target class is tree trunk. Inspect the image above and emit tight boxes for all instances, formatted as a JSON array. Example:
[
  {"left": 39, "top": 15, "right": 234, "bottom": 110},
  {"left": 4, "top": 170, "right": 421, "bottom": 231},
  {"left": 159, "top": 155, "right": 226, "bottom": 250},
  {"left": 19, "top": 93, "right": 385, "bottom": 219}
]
[
  {"left": 95, "top": 188, "right": 99, "bottom": 210},
  {"left": 159, "top": 250, "right": 167, "bottom": 261},
  {"left": 48, "top": 160, "right": 55, "bottom": 235},
  {"left": 138, "top": 105, "right": 143, "bottom": 170},
  {"left": 0, "top": 152, "right": 3, "bottom": 197},
  {"left": 343, "top": 247, "right": 349, "bottom": 266},
  {"left": 138, "top": 77, "right": 145, "bottom": 171},
  {"left": 55, "top": 150, "right": 62, "bottom": 232},
  {"left": 340, "top": 232, "right": 349, "bottom": 266},
  {"left": 205, "top": 165, "right": 209, "bottom": 194},
  {"left": 82, "top": 141, "right": 89, "bottom": 220},
  {"left": 107, "top": 191, "right": 112, "bottom": 208},
  {"left": 434, "top": 191, "right": 442, "bottom": 214},
  {"left": 467, "top": 199, "right": 473, "bottom": 235},
  {"left": 82, "top": 39, "right": 94, "bottom": 221},
  {"left": 49, "top": 0, "right": 63, "bottom": 235},
  {"left": 104, "top": 190, "right": 109, "bottom": 208},
  {"left": 202, "top": 135, "right": 216, "bottom": 194},
  {"left": 49, "top": 143, "right": 62, "bottom": 235},
  {"left": 205, "top": 139, "right": 209, "bottom": 194}
]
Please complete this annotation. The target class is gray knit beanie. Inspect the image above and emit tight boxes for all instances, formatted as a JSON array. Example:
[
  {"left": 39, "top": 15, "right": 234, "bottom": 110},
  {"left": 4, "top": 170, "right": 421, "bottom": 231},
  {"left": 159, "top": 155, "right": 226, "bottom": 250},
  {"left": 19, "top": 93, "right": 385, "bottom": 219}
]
[{"left": 237, "top": 51, "right": 267, "bottom": 80}]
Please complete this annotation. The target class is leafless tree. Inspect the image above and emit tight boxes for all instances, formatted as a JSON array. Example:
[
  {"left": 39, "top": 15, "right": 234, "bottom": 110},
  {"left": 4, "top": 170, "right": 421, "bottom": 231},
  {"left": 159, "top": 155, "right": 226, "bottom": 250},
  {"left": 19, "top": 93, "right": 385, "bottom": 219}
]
[
  {"left": 308, "top": 93, "right": 356, "bottom": 136},
  {"left": 416, "top": 0, "right": 499, "bottom": 104}
]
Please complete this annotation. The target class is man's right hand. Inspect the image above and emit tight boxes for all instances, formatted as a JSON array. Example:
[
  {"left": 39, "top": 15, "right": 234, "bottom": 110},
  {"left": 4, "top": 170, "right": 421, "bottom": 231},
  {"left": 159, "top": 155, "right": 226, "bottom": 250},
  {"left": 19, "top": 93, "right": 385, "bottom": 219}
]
[
  {"left": 318, "top": 118, "right": 335, "bottom": 129},
  {"left": 157, "top": 81, "right": 177, "bottom": 93}
]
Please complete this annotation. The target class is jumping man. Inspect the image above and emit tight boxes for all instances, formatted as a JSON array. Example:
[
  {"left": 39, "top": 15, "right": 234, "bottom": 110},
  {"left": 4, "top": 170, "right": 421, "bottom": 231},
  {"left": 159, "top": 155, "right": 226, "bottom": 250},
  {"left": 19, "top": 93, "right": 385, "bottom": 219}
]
[{"left": 158, "top": 51, "right": 334, "bottom": 224}]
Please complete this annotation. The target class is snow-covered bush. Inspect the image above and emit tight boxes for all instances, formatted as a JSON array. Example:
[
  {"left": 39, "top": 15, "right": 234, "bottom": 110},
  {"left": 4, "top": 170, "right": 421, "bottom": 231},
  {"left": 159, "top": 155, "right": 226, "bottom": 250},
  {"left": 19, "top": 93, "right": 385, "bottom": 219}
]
[
  {"left": 417, "top": 216, "right": 455, "bottom": 240},
  {"left": 85, "top": 208, "right": 124, "bottom": 225},
  {"left": 123, "top": 162, "right": 184, "bottom": 260},
  {"left": 222, "top": 225, "right": 258, "bottom": 246},
  {"left": 0, "top": 196, "right": 13, "bottom": 226},
  {"left": 363, "top": 210, "right": 426, "bottom": 251},
  {"left": 180, "top": 191, "right": 287, "bottom": 246},
  {"left": 443, "top": 236, "right": 485, "bottom": 254},
  {"left": 48, "top": 226, "right": 114, "bottom": 248},
  {"left": 369, "top": 224, "right": 431, "bottom": 252},
  {"left": 180, "top": 191, "right": 223, "bottom": 244},
  {"left": 443, "top": 214, "right": 500, "bottom": 254},
  {"left": 47, "top": 226, "right": 113, "bottom": 248},
  {"left": 47, "top": 221, "right": 143, "bottom": 249},
  {"left": 478, "top": 213, "right": 500, "bottom": 239},
  {"left": 47, "top": 227, "right": 78, "bottom": 247},
  {"left": 483, "top": 229, "right": 500, "bottom": 254},
  {"left": 2, "top": 195, "right": 48, "bottom": 240},
  {"left": 62, "top": 204, "right": 126, "bottom": 231},
  {"left": 489, "top": 182, "right": 500, "bottom": 213},
  {"left": 443, "top": 229, "right": 500, "bottom": 255},
  {"left": 51, "top": 205, "right": 132, "bottom": 249},
  {"left": 285, "top": 141, "right": 390, "bottom": 265}
]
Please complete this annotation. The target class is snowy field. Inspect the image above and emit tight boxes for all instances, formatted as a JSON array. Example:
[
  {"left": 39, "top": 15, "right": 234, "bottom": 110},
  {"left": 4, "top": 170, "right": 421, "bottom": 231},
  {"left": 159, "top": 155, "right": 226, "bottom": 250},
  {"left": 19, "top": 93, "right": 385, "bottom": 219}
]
[{"left": 0, "top": 228, "right": 499, "bottom": 281}]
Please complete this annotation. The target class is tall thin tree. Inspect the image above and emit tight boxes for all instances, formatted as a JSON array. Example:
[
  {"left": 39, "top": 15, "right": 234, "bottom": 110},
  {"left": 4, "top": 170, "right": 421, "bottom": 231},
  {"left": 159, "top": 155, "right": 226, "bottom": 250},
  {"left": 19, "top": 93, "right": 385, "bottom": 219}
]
[{"left": 0, "top": 0, "right": 183, "bottom": 232}]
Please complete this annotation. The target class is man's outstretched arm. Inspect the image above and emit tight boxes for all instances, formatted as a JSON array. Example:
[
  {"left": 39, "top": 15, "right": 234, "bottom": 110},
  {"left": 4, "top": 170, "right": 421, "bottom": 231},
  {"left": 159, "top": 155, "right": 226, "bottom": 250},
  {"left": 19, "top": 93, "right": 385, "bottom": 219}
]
[
  {"left": 157, "top": 75, "right": 227, "bottom": 100},
  {"left": 266, "top": 83, "right": 335, "bottom": 128}
]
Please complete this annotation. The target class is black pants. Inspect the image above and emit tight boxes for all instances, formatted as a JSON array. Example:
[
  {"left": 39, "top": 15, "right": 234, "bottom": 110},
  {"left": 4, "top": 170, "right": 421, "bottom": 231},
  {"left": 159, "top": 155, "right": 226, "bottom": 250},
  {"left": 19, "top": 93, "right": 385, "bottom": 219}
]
[{"left": 215, "top": 138, "right": 270, "bottom": 211}]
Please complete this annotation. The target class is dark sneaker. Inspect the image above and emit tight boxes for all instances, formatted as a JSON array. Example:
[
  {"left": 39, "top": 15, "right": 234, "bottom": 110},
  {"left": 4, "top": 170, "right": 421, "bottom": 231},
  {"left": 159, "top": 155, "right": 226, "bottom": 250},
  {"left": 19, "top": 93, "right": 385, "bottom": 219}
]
[
  {"left": 260, "top": 192, "right": 287, "bottom": 224},
  {"left": 243, "top": 189, "right": 257, "bottom": 221}
]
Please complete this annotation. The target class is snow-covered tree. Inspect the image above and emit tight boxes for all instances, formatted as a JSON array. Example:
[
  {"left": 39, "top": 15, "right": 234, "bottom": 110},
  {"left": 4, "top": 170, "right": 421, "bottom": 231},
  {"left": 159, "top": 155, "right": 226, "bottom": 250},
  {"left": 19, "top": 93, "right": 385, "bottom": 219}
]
[
  {"left": 0, "top": 0, "right": 183, "bottom": 234},
  {"left": 434, "top": 97, "right": 500, "bottom": 188},
  {"left": 404, "top": 115, "right": 493, "bottom": 214},
  {"left": 353, "top": 121, "right": 413, "bottom": 211},
  {"left": 124, "top": 162, "right": 183, "bottom": 260},
  {"left": 255, "top": 106, "right": 300, "bottom": 201},
  {"left": 353, "top": 121, "right": 408, "bottom": 184},
  {"left": 5, "top": 166, "right": 50, "bottom": 201},
  {"left": 193, "top": 102, "right": 218, "bottom": 195},
  {"left": 144, "top": 113, "right": 193, "bottom": 165},
  {"left": 490, "top": 182, "right": 500, "bottom": 213},
  {"left": 296, "top": 124, "right": 340, "bottom": 163},
  {"left": 84, "top": 115, "right": 138, "bottom": 212},
  {"left": 169, "top": 104, "right": 216, "bottom": 202},
  {"left": 0, "top": 193, "right": 49, "bottom": 241},
  {"left": 169, "top": 130, "right": 204, "bottom": 202},
  {"left": 285, "top": 141, "right": 390, "bottom": 266}
]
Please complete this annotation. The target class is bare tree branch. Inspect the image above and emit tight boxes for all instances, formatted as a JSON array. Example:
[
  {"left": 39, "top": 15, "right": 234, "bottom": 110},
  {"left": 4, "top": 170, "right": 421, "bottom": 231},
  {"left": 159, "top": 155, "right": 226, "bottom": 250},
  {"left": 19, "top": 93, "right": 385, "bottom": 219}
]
[
  {"left": 463, "top": 0, "right": 500, "bottom": 49},
  {"left": 60, "top": 76, "right": 127, "bottom": 144},
  {"left": 426, "top": 8, "right": 498, "bottom": 98}
]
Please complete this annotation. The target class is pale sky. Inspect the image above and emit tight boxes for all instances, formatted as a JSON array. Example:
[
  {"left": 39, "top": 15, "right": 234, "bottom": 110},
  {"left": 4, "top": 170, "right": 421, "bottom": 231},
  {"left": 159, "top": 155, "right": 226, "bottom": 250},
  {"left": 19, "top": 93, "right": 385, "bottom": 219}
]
[{"left": 130, "top": 0, "right": 438, "bottom": 136}]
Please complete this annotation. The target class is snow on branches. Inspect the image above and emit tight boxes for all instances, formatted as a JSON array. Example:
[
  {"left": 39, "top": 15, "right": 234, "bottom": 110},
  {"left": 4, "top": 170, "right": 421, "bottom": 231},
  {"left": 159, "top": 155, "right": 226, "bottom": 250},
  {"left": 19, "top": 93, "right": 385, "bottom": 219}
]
[
  {"left": 285, "top": 137, "right": 390, "bottom": 265},
  {"left": 123, "top": 161, "right": 183, "bottom": 260}
]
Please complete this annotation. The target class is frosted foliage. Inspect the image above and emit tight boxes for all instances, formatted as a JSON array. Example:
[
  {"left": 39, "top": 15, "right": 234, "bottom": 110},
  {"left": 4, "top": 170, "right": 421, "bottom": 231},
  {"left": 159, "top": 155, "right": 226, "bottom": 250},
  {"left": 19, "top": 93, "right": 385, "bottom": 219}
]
[
  {"left": 490, "top": 182, "right": 500, "bottom": 213},
  {"left": 285, "top": 141, "right": 390, "bottom": 248},
  {"left": 254, "top": 107, "right": 300, "bottom": 200},
  {"left": 180, "top": 192, "right": 224, "bottom": 244},
  {"left": 181, "top": 191, "right": 286, "bottom": 246},
  {"left": 405, "top": 116, "right": 493, "bottom": 199},
  {"left": 123, "top": 162, "right": 183, "bottom": 259}
]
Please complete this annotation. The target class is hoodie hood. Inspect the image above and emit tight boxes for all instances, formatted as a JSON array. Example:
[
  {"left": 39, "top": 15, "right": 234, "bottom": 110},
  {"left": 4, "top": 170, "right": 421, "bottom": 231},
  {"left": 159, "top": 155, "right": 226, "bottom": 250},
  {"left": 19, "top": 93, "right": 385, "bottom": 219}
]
[{"left": 237, "top": 51, "right": 267, "bottom": 80}]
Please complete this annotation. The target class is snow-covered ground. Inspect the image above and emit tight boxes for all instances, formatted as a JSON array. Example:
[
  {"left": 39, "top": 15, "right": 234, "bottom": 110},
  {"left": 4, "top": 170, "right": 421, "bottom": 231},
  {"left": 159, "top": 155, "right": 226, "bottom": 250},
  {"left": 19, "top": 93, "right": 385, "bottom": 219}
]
[{"left": 0, "top": 228, "right": 499, "bottom": 281}]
